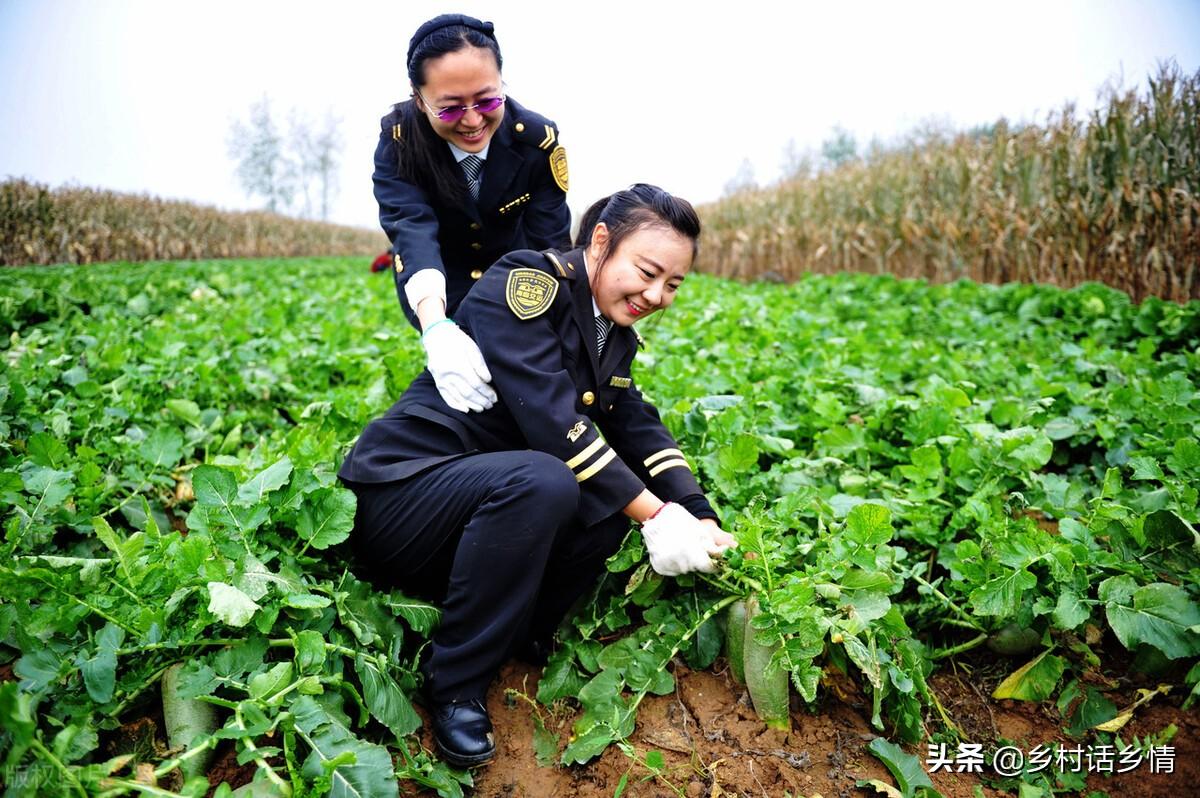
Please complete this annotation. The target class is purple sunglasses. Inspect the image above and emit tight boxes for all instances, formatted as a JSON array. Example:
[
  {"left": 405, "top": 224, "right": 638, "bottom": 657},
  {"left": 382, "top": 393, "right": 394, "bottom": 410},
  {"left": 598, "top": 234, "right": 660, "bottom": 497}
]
[{"left": 418, "top": 91, "right": 505, "bottom": 123}]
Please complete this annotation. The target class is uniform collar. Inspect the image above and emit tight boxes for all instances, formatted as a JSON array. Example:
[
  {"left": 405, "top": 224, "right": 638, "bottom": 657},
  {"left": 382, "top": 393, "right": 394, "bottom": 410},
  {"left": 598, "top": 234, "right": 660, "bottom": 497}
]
[
  {"left": 585, "top": 252, "right": 607, "bottom": 321},
  {"left": 566, "top": 248, "right": 633, "bottom": 381},
  {"left": 447, "top": 141, "right": 490, "bottom": 162}
]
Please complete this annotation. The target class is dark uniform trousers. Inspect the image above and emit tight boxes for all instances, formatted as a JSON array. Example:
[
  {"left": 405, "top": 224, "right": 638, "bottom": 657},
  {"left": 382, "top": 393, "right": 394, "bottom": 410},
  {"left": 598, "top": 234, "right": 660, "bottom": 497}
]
[
  {"left": 340, "top": 247, "right": 716, "bottom": 704},
  {"left": 346, "top": 451, "right": 628, "bottom": 704}
]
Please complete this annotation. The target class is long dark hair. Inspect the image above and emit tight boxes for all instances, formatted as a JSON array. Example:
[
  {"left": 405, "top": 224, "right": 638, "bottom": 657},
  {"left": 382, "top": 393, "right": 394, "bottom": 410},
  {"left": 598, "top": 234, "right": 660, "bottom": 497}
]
[
  {"left": 577, "top": 184, "right": 702, "bottom": 267},
  {"left": 395, "top": 14, "right": 502, "bottom": 208}
]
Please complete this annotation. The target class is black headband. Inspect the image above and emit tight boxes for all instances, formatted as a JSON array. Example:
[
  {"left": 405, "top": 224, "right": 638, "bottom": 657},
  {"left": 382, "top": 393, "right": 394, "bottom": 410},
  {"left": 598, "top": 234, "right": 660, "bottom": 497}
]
[{"left": 406, "top": 14, "right": 496, "bottom": 68}]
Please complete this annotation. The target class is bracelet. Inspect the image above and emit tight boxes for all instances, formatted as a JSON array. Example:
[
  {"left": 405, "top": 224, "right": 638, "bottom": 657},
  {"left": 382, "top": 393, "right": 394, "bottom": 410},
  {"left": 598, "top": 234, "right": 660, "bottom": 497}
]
[
  {"left": 421, "top": 318, "right": 456, "bottom": 339},
  {"left": 645, "top": 502, "right": 671, "bottom": 523}
]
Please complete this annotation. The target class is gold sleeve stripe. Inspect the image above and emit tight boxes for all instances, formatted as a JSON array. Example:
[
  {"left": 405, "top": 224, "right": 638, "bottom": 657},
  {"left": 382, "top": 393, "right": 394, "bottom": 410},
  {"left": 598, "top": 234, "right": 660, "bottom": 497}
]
[
  {"left": 643, "top": 448, "right": 684, "bottom": 467},
  {"left": 648, "top": 458, "right": 691, "bottom": 478},
  {"left": 566, "top": 437, "right": 606, "bottom": 470},
  {"left": 576, "top": 449, "right": 616, "bottom": 483}
]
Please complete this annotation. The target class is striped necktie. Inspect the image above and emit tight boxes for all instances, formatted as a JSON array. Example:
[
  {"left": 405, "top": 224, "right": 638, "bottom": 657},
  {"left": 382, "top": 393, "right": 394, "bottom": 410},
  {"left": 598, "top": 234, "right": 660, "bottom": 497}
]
[
  {"left": 595, "top": 315, "right": 614, "bottom": 356},
  {"left": 461, "top": 155, "right": 483, "bottom": 201}
]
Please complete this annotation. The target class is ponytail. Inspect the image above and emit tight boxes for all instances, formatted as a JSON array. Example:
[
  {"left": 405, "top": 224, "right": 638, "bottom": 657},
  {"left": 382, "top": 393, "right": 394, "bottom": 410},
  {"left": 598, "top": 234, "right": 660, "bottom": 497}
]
[{"left": 579, "top": 184, "right": 701, "bottom": 266}]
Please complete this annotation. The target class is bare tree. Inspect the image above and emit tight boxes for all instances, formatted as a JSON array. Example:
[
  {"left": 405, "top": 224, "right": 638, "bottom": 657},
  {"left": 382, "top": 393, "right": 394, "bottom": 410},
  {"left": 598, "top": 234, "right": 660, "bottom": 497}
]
[
  {"left": 722, "top": 157, "right": 757, "bottom": 197},
  {"left": 780, "top": 138, "right": 814, "bottom": 182},
  {"left": 293, "top": 110, "right": 343, "bottom": 221},
  {"left": 227, "top": 96, "right": 296, "bottom": 214}
]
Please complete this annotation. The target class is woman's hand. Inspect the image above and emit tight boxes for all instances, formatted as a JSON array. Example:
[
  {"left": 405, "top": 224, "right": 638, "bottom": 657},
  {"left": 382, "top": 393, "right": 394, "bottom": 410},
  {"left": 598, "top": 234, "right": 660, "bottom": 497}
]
[
  {"left": 641, "top": 503, "right": 725, "bottom": 576},
  {"left": 698, "top": 518, "right": 737, "bottom": 555},
  {"left": 422, "top": 320, "right": 497, "bottom": 413}
]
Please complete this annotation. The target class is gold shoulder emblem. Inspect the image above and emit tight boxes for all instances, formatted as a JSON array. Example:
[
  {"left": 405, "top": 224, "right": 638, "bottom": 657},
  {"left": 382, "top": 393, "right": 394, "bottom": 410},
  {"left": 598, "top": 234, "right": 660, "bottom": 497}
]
[
  {"left": 505, "top": 268, "right": 559, "bottom": 320},
  {"left": 549, "top": 145, "right": 569, "bottom": 192}
]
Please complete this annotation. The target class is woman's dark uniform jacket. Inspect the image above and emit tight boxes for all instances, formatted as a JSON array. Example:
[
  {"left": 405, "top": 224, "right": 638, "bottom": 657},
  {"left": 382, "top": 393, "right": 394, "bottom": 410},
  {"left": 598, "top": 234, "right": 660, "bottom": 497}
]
[
  {"left": 338, "top": 247, "right": 716, "bottom": 527},
  {"left": 373, "top": 97, "right": 572, "bottom": 327}
]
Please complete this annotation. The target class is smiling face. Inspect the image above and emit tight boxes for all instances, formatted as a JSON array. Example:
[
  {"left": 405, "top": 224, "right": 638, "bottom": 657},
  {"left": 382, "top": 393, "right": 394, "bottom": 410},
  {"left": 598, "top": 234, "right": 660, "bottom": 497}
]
[
  {"left": 586, "top": 223, "right": 694, "bottom": 326},
  {"left": 414, "top": 45, "right": 504, "bottom": 153}
]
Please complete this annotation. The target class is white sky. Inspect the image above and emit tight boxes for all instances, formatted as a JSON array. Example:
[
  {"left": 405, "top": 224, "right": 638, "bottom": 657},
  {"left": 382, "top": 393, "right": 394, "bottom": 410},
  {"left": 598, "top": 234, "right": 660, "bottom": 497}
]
[{"left": 1, "top": 0, "right": 1198, "bottom": 231}]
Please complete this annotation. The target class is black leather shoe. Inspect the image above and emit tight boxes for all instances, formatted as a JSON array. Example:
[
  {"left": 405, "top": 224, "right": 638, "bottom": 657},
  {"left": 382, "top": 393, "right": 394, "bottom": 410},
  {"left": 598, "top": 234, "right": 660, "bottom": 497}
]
[{"left": 430, "top": 699, "right": 495, "bottom": 767}]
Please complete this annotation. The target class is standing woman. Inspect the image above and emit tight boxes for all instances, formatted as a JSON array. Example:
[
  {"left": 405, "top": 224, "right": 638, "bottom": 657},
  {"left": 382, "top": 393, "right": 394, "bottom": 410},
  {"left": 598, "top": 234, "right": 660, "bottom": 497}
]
[
  {"left": 375, "top": 13, "right": 572, "bottom": 413},
  {"left": 339, "top": 185, "right": 735, "bottom": 767}
]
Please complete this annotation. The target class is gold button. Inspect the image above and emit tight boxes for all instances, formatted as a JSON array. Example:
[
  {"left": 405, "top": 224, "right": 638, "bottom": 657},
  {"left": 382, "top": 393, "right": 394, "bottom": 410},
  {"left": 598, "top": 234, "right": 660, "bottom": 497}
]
[
  {"left": 470, "top": 269, "right": 483, "bottom": 280},
  {"left": 471, "top": 242, "right": 482, "bottom": 250},
  {"left": 515, "top": 122, "right": 525, "bottom": 133},
  {"left": 470, "top": 222, "right": 481, "bottom": 231},
  {"left": 581, "top": 391, "right": 595, "bottom": 406},
  {"left": 393, "top": 255, "right": 403, "bottom": 273}
]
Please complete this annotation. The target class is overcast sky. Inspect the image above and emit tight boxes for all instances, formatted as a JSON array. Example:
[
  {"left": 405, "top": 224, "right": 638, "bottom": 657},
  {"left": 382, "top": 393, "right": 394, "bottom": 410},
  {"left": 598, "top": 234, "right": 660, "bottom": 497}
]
[{"left": 2, "top": 0, "right": 1198, "bottom": 232}]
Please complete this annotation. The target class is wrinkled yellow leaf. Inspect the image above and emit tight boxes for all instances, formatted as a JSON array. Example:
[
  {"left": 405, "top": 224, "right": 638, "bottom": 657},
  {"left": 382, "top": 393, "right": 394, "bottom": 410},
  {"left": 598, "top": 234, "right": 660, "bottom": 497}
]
[
  {"left": 1092, "top": 684, "right": 1172, "bottom": 731},
  {"left": 859, "top": 779, "right": 904, "bottom": 798},
  {"left": 992, "top": 649, "right": 1056, "bottom": 700},
  {"left": 1094, "top": 710, "right": 1133, "bottom": 732},
  {"left": 103, "top": 754, "right": 134, "bottom": 776}
]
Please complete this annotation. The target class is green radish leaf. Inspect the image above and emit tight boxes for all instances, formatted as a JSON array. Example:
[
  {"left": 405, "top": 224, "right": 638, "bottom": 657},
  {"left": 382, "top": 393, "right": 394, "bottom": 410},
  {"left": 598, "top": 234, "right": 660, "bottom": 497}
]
[
  {"left": 137, "top": 428, "right": 183, "bottom": 468},
  {"left": 1052, "top": 591, "right": 1090, "bottom": 630},
  {"left": 297, "top": 488, "right": 356, "bottom": 550},
  {"left": 237, "top": 457, "right": 293, "bottom": 505},
  {"left": 866, "top": 737, "right": 940, "bottom": 798},
  {"left": 294, "top": 630, "right": 327, "bottom": 675},
  {"left": 193, "top": 465, "right": 239, "bottom": 507},
  {"left": 207, "top": 582, "right": 260, "bottom": 628},
  {"left": 14, "top": 649, "right": 64, "bottom": 692},
  {"left": 166, "top": 399, "right": 203, "bottom": 427},
  {"left": 283, "top": 593, "right": 332, "bottom": 610},
  {"left": 561, "top": 723, "right": 618, "bottom": 766},
  {"left": 249, "top": 661, "right": 293, "bottom": 703},
  {"left": 1128, "top": 456, "right": 1164, "bottom": 481},
  {"left": 78, "top": 624, "right": 124, "bottom": 704},
  {"left": 537, "top": 653, "right": 587, "bottom": 705},
  {"left": 291, "top": 696, "right": 399, "bottom": 798},
  {"left": 969, "top": 568, "right": 1037, "bottom": 616},
  {"left": 845, "top": 503, "right": 893, "bottom": 546},
  {"left": 382, "top": 595, "right": 441, "bottom": 635},
  {"left": 27, "top": 432, "right": 70, "bottom": 469},
  {"left": 1104, "top": 582, "right": 1200, "bottom": 659},
  {"left": 21, "top": 466, "right": 74, "bottom": 511},
  {"left": 355, "top": 655, "right": 421, "bottom": 738}
]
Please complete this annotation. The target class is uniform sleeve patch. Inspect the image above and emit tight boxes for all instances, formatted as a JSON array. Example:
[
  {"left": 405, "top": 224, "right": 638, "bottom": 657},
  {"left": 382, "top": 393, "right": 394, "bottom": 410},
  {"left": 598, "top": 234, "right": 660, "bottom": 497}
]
[
  {"left": 549, "top": 145, "right": 569, "bottom": 192},
  {"left": 506, "top": 268, "right": 559, "bottom": 320}
]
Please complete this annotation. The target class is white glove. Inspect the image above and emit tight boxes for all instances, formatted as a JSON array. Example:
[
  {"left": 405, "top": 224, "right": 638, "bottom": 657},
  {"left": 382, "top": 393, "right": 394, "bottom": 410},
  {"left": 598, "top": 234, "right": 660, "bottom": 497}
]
[
  {"left": 422, "top": 320, "right": 497, "bottom": 413},
  {"left": 697, "top": 521, "right": 737, "bottom": 557},
  {"left": 641, "top": 503, "right": 719, "bottom": 577}
]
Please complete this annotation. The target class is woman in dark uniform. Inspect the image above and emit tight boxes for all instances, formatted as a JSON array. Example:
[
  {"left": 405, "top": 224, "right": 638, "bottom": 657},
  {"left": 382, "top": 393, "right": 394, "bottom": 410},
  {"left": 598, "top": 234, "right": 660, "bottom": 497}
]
[
  {"left": 339, "top": 185, "right": 734, "bottom": 767},
  {"left": 375, "top": 13, "right": 572, "bottom": 414}
]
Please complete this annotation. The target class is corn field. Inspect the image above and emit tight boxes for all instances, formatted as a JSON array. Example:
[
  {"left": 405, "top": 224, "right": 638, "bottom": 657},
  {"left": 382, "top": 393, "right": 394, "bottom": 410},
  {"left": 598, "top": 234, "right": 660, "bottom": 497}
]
[
  {"left": 698, "top": 63, "right": 1200, "bottom": 302},
  {"left": 0, "top": 181, "right": 386, "bottom": 266}
]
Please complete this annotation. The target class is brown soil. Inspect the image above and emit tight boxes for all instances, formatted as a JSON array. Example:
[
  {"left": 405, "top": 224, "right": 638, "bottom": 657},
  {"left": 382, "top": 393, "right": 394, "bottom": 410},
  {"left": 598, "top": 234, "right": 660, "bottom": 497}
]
[
  {"left": 397, "top": 657, "right": 1197, "bottom": 798},
  {"left": 24, "top": 645, "right": 1191, "bottom": 797}
]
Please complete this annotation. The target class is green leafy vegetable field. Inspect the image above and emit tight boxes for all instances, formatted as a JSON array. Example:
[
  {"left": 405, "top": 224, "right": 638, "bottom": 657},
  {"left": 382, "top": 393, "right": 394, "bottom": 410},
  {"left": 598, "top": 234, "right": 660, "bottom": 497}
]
[{"left": 2, "top": 258, "right": 1197, "bottom": 797}]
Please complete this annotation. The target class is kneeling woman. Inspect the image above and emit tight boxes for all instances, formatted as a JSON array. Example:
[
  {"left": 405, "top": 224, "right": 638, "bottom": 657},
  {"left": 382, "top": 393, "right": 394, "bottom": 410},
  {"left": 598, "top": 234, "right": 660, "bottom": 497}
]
[{"left": 338, "top": 184, "right": 734, "bottom": 766}]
